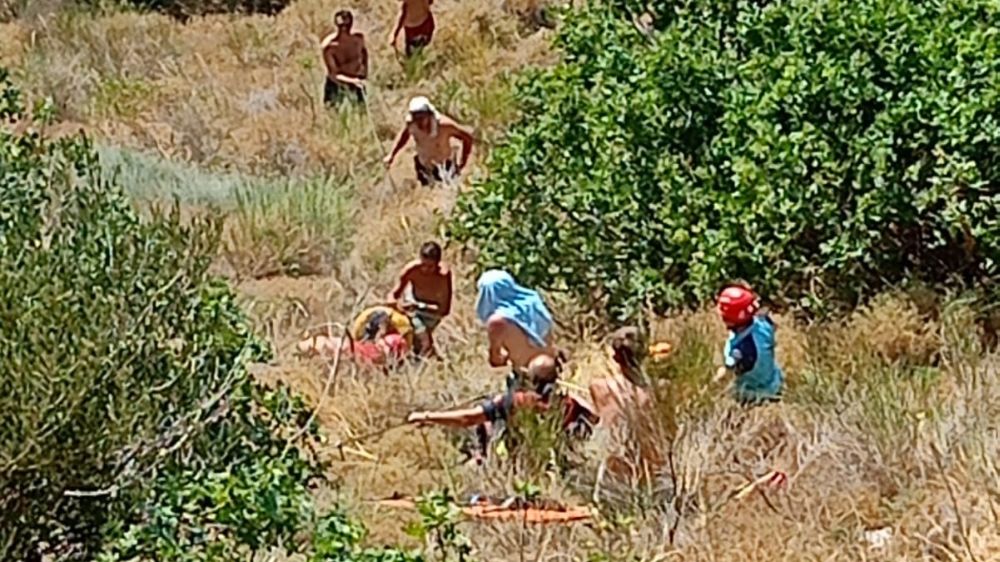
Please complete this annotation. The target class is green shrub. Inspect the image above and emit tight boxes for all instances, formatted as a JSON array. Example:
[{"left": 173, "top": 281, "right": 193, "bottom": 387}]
[
  {"left": 452, "top": 0, "right": 1000, "bottom": 318},
  {"left": 0, "top": 69, "right": 316, "bottom": 560}
]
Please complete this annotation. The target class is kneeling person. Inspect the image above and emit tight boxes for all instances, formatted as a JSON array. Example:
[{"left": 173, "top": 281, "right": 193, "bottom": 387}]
[
  {"left": 387, "top": 241, "right": 452, "bottom": 357},
  {"left": 716, "top": 284, "right": 784, "bottom": 404},
  {"left": 405, "top": 364, "right": 596, "bottom": 450}
]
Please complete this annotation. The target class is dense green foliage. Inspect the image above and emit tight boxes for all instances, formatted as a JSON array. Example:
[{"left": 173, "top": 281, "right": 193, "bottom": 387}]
[
  {"left": 0, "top": 70, "right": 316, "bottom": 560},
  {"left": 452, "top": 0, "right": 1000, "bottom": 316}
]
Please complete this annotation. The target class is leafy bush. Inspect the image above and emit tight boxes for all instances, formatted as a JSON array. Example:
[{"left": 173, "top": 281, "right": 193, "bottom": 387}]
[
  {"left": 0, "top": 69, "right": 316, "bottom": 560},
  {"left": 452, "top": 0, "right": 1000, "bottom": 317},
  {"left": 312, "top": 511, "right": 425, "bottom": 562}
]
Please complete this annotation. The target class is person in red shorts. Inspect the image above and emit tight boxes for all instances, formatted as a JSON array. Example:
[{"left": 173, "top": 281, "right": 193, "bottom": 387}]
[{"left": 390, "top": 0, "right": 435, "bottom": 56}]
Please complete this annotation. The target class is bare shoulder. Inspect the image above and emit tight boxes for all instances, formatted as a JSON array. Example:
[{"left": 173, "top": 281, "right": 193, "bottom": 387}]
[
  {"left": 440, "top": 115, "right": 473, "bottom": 135},
  {"left": 320, "top": 33, "right": 338, "bottom": 49},
  {"left": 399, "top": 259, "right": 423, "bottom": 276},
  {"left": 486, "top": 313, "right": 510, "bottom": 333},
  {"left": 353, "top": 31, "right": 366, "bottom": 42},
  {"left": 437, "top": 263, "right": 452, "bottom": 276}
]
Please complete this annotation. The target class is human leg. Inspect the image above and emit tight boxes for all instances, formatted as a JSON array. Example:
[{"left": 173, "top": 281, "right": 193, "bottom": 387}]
[
  {"left": 414, "top": 156, "right": 433, "bottom": 186},
  {"left": 323, "top": 77, "right": 339, "bottom": 106},
  {"left": 410, "top": 310, "right": 441, "bottom": 356}
]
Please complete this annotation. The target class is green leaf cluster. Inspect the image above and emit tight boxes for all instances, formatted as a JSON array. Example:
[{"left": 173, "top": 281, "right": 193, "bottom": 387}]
[
  {"left": 0, "top": 68, "right": 310, "bottom": 559},
  {"left": 452, "top": 0, "right": 1000, "bottom": 317}
]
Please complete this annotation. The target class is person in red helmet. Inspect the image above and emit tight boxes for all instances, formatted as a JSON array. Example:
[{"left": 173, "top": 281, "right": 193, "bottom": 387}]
[{"left": 714, "top": 284, "right": 783, "bottom": 404}]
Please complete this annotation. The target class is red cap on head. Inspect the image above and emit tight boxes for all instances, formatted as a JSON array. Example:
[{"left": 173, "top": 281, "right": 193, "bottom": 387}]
[{"left": 717, "top": 285, "right": 759, "bottom": 327}]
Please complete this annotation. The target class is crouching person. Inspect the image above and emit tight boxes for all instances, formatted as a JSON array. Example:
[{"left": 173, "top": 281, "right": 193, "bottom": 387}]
[
  {"left": 715, "top": 284, "right": 784, "bottom": 405},
  {"left": 405, "top": 363, "right": 596, "bottom": 462}
]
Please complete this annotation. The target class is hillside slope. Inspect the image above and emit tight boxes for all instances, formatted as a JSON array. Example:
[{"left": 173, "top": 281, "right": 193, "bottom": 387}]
[{"left": 3, "top": 2, "right": 1000, "bottom": 560}]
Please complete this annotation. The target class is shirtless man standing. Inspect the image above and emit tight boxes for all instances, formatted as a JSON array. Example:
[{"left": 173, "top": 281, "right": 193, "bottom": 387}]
[
  {"left": 321, "top": 10, "right": 368, "bottom": 106},
  {"left": 384, "top": 96, "right": 474, "bottom": 186},
  {"left": 387, "top": 241, "right": 453, "bottom": 357},
  {"left": 390, "top": 0, "right": 435, "bottom": 56}
]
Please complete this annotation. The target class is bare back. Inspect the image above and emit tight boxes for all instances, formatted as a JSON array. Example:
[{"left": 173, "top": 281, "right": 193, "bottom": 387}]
[
  {"left": 402, "top": 0, "right": 432, "bottom": 27},
  {"left": 321, "top": 31, "right": 367, "bottom": 78},
  {"left": 490, "top": 316, "right": 554, "bottom": 370}
]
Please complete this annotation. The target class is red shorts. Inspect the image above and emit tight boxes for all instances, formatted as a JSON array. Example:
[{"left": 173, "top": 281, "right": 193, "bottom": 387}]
[
  {"left": 404, "top": 15, "right": 435, "bottom": 54},
  {"left": 351, "top": 334, "right": 409, "bottom": 365}
]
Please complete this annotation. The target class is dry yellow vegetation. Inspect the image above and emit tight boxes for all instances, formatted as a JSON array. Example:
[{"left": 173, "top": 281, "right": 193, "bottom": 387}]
[{"left": 4, "top": 1, "right": 1000, "bottom": 560}]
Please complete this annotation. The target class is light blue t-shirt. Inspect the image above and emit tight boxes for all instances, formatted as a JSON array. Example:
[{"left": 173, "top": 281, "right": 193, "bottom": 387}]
[{"left": 724, "top": 316, "right": 784, "bottom": 403}]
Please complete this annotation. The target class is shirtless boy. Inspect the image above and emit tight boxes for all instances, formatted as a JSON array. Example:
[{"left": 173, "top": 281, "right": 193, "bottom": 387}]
[
  {"left": 387, "top": 241, "right": 452, "bottom": 357},
  {"left": 390, "top": 0, "right": 435, "bottom": 56},
  {"left": 321, "top": 10, "right": 368, "bottom": 106},
  {"left": 384, "top": 96, "right": 474, "bottom": 186}
]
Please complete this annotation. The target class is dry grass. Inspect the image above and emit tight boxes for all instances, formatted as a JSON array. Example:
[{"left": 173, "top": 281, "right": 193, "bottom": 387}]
[
  {"left": 4, "top": 0, "right": 554, "bottom": 175},
  {"left": 7, "top": 1, "right": 1000, "bottom": 560}
]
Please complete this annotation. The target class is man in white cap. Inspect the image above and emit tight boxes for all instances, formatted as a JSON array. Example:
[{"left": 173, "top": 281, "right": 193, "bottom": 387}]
[{"left": 384, "top": 96, "right": 475, "bottom": 186}]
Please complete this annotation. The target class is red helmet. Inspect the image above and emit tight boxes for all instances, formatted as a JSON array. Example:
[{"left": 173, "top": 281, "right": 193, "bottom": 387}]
[{"left": 717, "top": 285, "right": 759, "bottom": 327}]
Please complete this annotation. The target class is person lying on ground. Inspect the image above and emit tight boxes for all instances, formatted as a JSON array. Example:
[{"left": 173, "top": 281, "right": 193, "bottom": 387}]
[
  {"left": 386, "top": 241, "right": 452, "bottom": 357},
  {"left": 390, "top": 0, "right": 435, "bottom": 56},
  {"left": 298, "top": 309, "right": 409, "bottom": 367},
  {"left": 474, "top": 269, "right": 562, "bottom": 382},
  {"left": 321, "top": 10, "right": 368, "bottom": 106},
  {"left": 715, "top": 284, "right": 784, "bottom": 405},
  {"left": 383, "top": 96, "right": 474, "bottom": 187}
]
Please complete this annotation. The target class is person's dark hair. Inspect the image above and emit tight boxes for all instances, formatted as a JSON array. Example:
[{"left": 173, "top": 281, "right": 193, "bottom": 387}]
[
  {"left": 334, "top": 10, "right": 353, "bottom": 26},
  {"left": 419, "top": 241, "right": 442, "bottom": 262},
  {"left": 610, "top": 326, "right": 648, "bottom": 386}
]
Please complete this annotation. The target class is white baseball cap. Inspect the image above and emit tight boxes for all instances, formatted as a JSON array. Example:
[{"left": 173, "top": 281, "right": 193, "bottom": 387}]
[{"left": 407, "top": 96, "right": 435, "bottom": 117}]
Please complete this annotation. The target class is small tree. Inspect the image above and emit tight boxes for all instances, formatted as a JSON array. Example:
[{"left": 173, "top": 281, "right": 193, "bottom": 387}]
[{"left": 0, "top": 68, "right": 313, "bottom": 560}]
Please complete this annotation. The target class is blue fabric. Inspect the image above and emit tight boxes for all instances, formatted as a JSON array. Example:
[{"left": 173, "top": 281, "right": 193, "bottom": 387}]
[
  {"left": 475, "top": 270, "right": 553, "bottom": 348},
  {"left": 724, "top": 316, "right": 783, "bottom": 402}
]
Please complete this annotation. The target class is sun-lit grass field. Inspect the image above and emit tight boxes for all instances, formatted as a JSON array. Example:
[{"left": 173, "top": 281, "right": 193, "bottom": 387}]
[{"left": 3, "top": 0, "right": 999, "bottom": 560}]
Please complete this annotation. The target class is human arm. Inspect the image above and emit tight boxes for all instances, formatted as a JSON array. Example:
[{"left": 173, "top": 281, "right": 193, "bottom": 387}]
[
  {"left": 407, "top": 405, "right": 487, "bottom": 428},
  {"left": 443, "top": 120, "right": 475, "bottom": 171},
  {"left": 383, "top": 126, "right": 412, "bottom": 167},
  {"left": 359, "top": 38, "right": 369, "bottom": 79},
  {"left": 407, "top": 391, "right": 539, "bottom": 428},
  {"left": 387, "top": 262, "right": 416, "bottom": 302},
  {"left": 440, "top": 269, "right": 453, "bottom": 317},
  {"left": 486, "top": 316, "right": 510, "bottom": 367},
  {"left": 321, "top": 41, "right": 340, "bottom": 80},
  {"left": 391, "top": 3, "right": 406, "bottom": 46}
]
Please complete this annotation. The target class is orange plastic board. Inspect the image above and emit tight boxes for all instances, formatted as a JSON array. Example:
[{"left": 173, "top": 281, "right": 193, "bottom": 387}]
[{"left": 376, "top": 498, "right": 592, "bottom": 524}]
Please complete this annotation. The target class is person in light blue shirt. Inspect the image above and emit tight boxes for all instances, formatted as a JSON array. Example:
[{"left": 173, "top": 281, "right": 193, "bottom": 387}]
[{"left": 716, "top": 284, "right": 784, "bottom": 405}]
